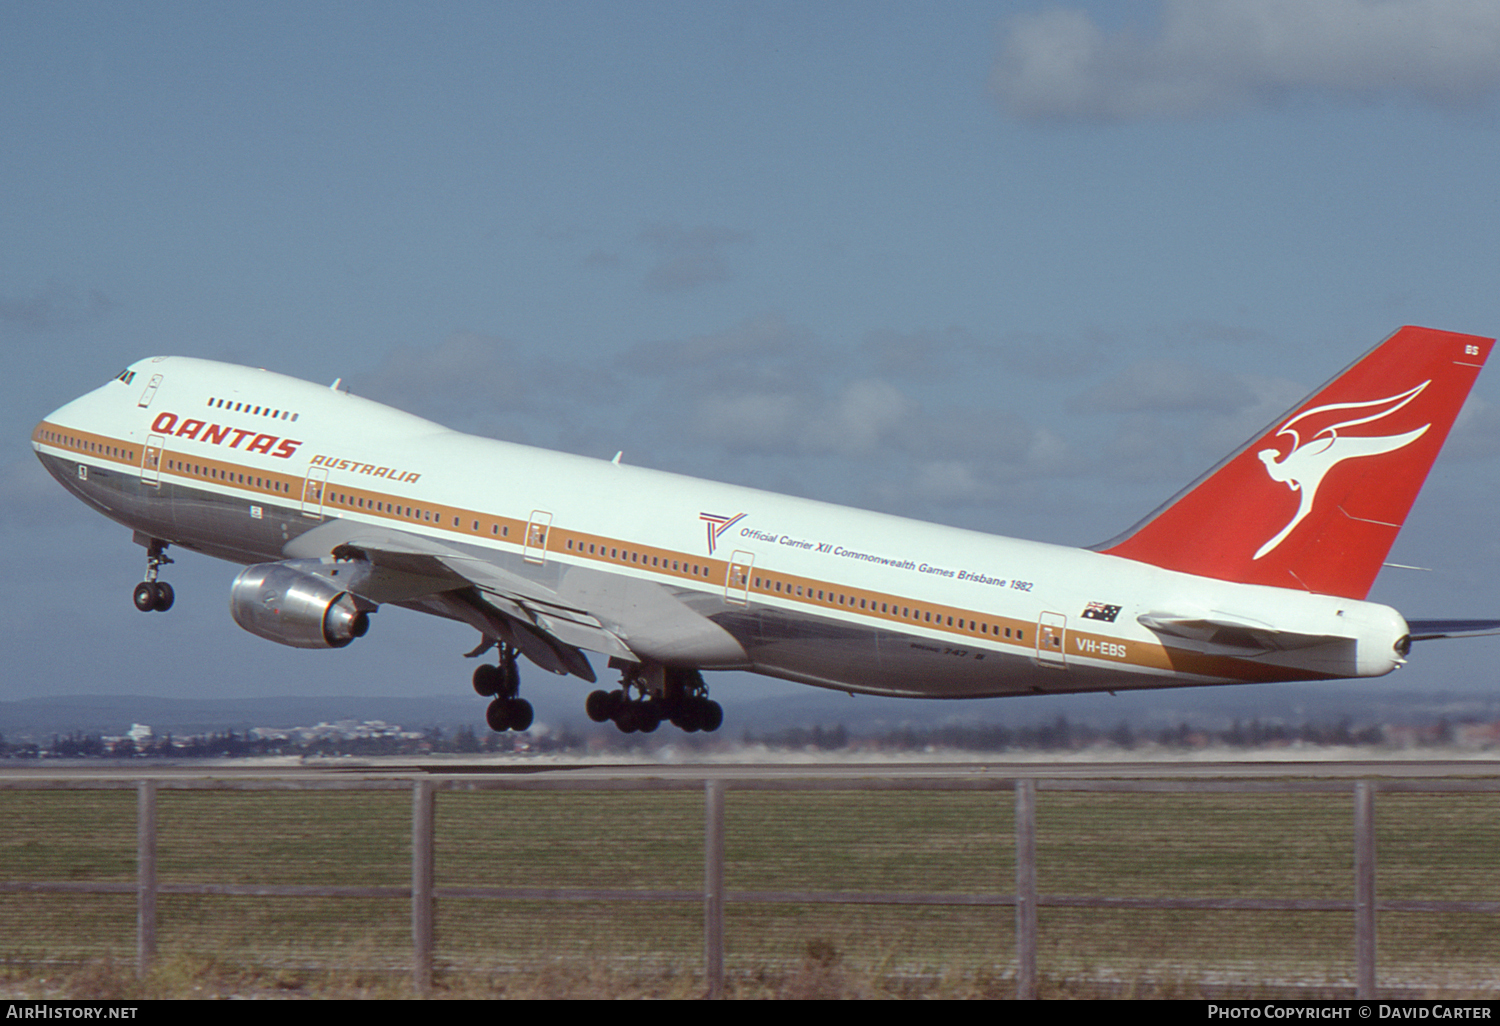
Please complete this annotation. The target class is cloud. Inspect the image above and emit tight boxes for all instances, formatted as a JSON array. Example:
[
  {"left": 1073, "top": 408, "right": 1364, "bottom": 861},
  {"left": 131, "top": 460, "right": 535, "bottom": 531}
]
[
  {"left": 1070, "top": 359, "right": 1257, "bottom": 414},
  {"left": 0, "top": 283, "right": 114, "bottom": 333},
  {"left": 638, "top": 221, "right": 752, "bottom": 292},
  {"left": 1161, "top": 320, "right": 1274, "bottom": 347},
  {"left": 1059, "top": 363, "right": 1318, "bottom": 488},
  {"left": 617, "top": 318, "right": 1093, "bottom": 503},
  {"left": 618, "top": 314, "right": 808, "bottom": 380},
  {"left": 355, "top": 331, "right": 529, "bottom": 411},
  {"left": 907, "top": 459, "right": 991, "bottom": 505},
  {"left": 814, "top": 379, "right": 914, "bottom": 457},
  {"left": 858, "top": 326, "right": 995, "bottom": 379},
  {"left": 683, "top": 379, "right": 915, "bottom": 459},
  {"left": 582, "top": 249, "right": 623, "bottom": 270},
  {"left": 350, "top": 330, "right": 619, "bottom": 444},
  {"left": 1441, "top": 395, "right": 1500, "bottom": 460},
  {"left": 990, "top": 0, "right": 1500, "bottom": 123},
  {"left": 859, "top": 326, "right": 1118, "bottom": 388},
  {"left": 0, "top": 458, "right": 84, "bottom": 527}
]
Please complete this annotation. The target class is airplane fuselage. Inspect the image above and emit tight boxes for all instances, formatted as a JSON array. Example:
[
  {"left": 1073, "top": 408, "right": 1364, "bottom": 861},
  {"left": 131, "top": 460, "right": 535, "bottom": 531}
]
[{"left": 33, "top": 355, "right": 1410, "bottom": 706}]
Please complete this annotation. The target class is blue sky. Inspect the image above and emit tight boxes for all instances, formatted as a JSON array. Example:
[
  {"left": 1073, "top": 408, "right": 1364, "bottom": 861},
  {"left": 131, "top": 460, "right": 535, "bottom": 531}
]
[{"left": 5, "top": 1, "right": 1500, "bottom": 727}]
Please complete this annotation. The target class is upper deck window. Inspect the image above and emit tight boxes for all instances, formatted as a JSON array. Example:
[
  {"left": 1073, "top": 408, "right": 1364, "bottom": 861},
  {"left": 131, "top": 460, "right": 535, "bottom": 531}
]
[{"left": 206, "top": 397, "right": 301, "bottom": 421}]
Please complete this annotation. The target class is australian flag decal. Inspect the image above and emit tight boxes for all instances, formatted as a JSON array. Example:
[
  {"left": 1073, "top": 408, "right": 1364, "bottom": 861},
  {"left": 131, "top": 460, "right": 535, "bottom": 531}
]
[{"left": 1082, "top": 602, "right": 1121, "bottom": 623}]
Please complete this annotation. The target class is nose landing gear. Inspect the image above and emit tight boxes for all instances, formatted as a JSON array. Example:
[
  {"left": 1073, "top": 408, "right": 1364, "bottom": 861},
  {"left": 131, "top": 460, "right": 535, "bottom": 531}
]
[{"left": 132, "top": 539, "right": 174, "bottom": 612}]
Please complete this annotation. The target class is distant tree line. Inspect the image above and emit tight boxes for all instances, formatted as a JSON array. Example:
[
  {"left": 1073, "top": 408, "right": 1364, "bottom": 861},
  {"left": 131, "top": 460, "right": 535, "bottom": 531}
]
[
  {"left": 741, "top": 715, "right": 1403, "bottom": 753},
  {"left": 0, "top": 724, "right": 590, "bottom": 759},
  {"left": 0, "top": 715, "right": 1469, "bottom": 759}
]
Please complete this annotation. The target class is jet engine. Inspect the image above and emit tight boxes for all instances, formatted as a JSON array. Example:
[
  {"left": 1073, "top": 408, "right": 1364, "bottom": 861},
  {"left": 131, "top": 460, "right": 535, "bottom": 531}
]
[{"left": 230, "top": 561, "right": 372, "bottom": 649}]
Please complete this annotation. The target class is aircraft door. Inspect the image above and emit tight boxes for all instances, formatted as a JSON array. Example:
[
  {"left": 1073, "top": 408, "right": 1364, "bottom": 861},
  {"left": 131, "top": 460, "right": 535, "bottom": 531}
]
[
  {"left": 524, "top": 511, "right": 553, "bottom": 564},
  {"left": 1035, "top": 611, "right": 1067, "bottom": 669},
  {"left": 300, "top": 468, "right": 328, "bottom": 519},
  {"left": 137, "top": 374, "right": 162, "bottom": 408},
  {"left": 725, "top": 550, "right": 755, "bottom": 605},
  {"left": 141, "top": 434, "right": 164, "bottom": 487}
]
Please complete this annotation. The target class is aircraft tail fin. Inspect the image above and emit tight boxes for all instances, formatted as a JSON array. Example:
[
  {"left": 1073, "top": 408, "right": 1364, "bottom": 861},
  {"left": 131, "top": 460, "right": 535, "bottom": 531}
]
[{"left": 1097, "top": 326, "right": 1493, "bottom": 600}]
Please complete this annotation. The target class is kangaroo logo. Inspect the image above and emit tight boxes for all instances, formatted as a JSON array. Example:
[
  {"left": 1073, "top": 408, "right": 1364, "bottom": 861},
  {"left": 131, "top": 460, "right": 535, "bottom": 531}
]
[{"left": 1253, "top": 382, "right": 1431, "bottom": 560}]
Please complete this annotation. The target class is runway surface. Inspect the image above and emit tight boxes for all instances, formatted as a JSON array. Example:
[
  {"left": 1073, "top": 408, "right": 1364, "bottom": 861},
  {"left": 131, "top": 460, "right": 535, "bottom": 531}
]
[{"left": 5, "top": 755, "right": 1500, "bottom": 784}]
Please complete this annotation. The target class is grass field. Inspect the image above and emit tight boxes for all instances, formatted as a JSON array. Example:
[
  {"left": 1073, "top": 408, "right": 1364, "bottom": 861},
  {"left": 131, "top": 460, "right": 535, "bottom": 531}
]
[{"left": 2, "top": 780, "right": 1498, "bottom": 998}]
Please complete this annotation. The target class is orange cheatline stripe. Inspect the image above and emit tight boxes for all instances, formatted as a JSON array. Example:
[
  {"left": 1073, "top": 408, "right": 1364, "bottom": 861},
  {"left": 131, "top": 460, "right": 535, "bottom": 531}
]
[{"left": 36, "top": 421, "right": 1298, "bottom": 684}]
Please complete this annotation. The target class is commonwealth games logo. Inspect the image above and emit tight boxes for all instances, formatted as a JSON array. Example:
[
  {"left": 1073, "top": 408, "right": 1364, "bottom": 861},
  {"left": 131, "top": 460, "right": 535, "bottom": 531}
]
[{"left": 699, "top": 512, "right": 746, "bottom": 555}]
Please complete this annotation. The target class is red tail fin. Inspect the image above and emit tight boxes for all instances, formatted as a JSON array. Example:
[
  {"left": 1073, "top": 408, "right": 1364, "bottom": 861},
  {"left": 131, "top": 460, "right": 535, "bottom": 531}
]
[{"left": 1099, "top": 326, "right": 1493, "bottom": 599}]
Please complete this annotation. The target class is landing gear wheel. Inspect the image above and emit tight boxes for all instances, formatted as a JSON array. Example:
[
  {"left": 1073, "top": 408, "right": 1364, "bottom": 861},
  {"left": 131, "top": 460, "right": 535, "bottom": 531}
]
[
  {"left": 485, "top": 697, "right": 511, "bottom": 732},
  {"left": 669, "top": 697, "right": 723, "bottom": 732},
  {"left": 484, "top": 696, "right": 534, "bottom": 732},
  {"left": 133, "top": 581, "right": 173, "bottom": 613},
  {"left": 507, "top": 698, "right": 534, "bottom": 732},
  {"left": 670, "top": 700, "right": 700, "bottom": 732},
  {"left": 586, "top": 689, "right": 616, "bottom": 723},
  {"left": 473, "top": 663, "right": 503, "bottom": 697}
]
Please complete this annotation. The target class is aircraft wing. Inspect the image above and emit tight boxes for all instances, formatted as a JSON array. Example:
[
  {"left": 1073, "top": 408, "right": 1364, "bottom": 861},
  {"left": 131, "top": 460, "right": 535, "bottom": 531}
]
[
  {"left": 1405, "top": 619, "right": 1500, "bottom": 641},
  {"left": 285, "top": 521, "right": 633, "bottom": 680}
]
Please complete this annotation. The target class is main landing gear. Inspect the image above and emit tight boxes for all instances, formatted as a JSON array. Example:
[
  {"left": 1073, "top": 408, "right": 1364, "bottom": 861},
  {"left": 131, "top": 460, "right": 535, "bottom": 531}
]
[
  {"left": 586, "top": 664, "right": 723, "bottom": 735},
  {"left": 464, "top": 645, "right": 722, "bottom": 736},
  {"left": 472, "top": 645, "right": 533, "bottom": 732},
  {"left": 132, "top": 539, "right": 174, "bottom": 613}
]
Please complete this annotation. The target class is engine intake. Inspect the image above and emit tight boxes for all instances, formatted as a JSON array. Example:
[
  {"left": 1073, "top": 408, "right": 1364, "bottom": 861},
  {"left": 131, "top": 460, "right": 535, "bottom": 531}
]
[{"left": 230, "top": 561, "right": 371, "bottom": 649}]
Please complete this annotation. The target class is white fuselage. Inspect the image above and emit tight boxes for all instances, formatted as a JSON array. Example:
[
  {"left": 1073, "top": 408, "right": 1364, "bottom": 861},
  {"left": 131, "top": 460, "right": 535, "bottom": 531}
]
[{"left": 33, "top": 356, "right": 1410, "bottom": 700}]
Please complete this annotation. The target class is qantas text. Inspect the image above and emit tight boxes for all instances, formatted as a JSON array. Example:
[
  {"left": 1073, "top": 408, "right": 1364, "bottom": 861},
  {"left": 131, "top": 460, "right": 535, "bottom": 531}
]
[{"left": 149, "top": 412, "right": 301, "bottom": 460}]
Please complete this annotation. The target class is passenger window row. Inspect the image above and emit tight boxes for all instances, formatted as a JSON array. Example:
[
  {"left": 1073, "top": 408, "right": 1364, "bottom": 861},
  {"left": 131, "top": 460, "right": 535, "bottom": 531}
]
[
  {"left": 562, "top": 537, "right": 710, "bottom": 577},
  {"left": 205, "top": 396, "right": 299, "bottom": 422},
  {"left": 322, "top": 488, "right": 511, "bottom": 537},
  {"left": 746, "top": 573, "right": 1023, "bottom": 641},
  {"left": 37, "top": 427, "right": 136, "bottom": 464},
  {"left": 166, "top": 458, "right": 289, "bottom": 493}
]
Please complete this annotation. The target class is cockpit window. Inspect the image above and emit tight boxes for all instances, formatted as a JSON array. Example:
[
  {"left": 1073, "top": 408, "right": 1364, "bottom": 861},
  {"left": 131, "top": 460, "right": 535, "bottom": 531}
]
[{"left": 115, "top": 370, "right": 136, "bottom": 385}]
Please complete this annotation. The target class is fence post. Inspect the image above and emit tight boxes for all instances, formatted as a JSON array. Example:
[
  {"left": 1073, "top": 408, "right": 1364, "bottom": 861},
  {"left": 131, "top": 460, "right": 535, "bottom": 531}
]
[
  {"left": 411, "top": 777, "right": 434, "bottom": 997},
  {"left": 136, "top": 779, "right": 157, "bottom": 980},
  {"left": 1015, "top": 778, "right": 1037, "bottom": 1000},
  {"left": 704, "top": 778, "right": 725, "bottom": 999},
  {"left": 1354, "top": 780, "right": 1376, "bottom": 999}
]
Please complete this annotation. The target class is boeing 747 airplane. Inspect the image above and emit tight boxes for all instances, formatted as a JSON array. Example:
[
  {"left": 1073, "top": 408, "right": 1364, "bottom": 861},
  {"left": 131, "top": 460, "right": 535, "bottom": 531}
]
[{"left": 31, "top": 326, "right": 1500, "bottom": 734}]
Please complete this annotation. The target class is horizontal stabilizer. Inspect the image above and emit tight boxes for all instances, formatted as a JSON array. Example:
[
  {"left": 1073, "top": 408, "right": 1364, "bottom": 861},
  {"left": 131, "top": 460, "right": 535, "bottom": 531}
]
[
  {"left": 1138, "top": 611, "right": 1350, "bottom": 653},
  {"left": 1406, "top": 619, "right": 1500, "bottom": 641}
]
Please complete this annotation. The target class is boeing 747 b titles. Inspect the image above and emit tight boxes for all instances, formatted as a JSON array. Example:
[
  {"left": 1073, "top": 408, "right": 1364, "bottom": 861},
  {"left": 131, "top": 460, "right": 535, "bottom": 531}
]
[{"left": 31, "top": 326, "right": 1500, "bottom": 734}]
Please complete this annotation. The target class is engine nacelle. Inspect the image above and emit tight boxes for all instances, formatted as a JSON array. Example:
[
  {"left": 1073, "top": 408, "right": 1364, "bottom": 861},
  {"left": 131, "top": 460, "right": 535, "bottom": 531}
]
[{"left": 230, "top": 561, "right": 371, "bottom": 649}]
